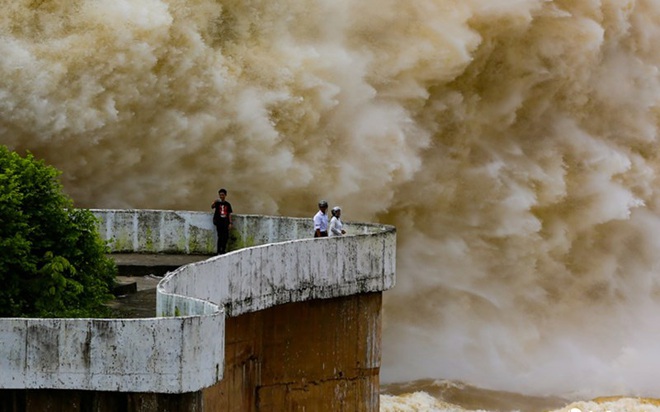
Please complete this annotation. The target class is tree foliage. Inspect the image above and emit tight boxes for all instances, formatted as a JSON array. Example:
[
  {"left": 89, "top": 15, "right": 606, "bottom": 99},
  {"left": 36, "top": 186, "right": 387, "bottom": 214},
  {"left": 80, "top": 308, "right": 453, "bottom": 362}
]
[{"left": 0, "top": 145, "right": 117, "bottom": 317}]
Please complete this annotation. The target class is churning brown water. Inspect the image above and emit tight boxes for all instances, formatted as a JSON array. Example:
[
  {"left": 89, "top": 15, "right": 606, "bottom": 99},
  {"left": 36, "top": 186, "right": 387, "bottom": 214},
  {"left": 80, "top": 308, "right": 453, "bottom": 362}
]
[{"left": 4, "top": 1, "right": 660, "bottom": 410}]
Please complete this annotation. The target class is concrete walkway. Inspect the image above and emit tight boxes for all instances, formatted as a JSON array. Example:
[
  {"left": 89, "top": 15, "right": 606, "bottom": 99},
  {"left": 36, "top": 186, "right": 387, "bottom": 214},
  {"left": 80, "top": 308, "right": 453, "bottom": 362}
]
[
  {"left": 110, "top": 253, "right": 213, "bottom": 277},
  {"left": 107, "top": 253, "right": 214, "bottom": 318}
]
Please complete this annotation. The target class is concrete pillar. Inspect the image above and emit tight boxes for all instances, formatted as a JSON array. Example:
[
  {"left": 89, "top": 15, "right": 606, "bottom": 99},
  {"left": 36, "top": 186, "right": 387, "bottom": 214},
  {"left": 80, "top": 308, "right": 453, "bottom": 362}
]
[{"left": 204, "top": 293, "right": 382, "bottom": 411}]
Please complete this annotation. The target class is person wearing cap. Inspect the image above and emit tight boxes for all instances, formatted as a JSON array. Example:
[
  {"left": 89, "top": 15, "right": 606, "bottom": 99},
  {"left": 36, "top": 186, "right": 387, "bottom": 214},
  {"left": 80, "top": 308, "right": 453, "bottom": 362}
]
[
  {"left": 329, "top": 206, "right": 346, "bottom": 237},
  {"left": 211, "top": 188, "right": 233, "bottom": 254},
  {"left": 313, "top": 200, "right": 329, "bottom": 237}
]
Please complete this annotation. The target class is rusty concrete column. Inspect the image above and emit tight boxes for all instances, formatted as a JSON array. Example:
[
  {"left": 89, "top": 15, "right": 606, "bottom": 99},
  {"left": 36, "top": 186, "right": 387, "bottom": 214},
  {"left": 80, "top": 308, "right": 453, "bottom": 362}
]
[{"left": 205, "top": 293, "right": 382, "bottom": 411}]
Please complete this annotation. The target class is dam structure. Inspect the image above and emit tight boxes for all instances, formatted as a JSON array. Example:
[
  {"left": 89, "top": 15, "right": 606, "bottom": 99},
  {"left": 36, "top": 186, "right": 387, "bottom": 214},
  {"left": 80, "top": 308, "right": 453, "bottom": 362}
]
[{"left": 0, "top": 209, "right": 396, "bottom": 411}]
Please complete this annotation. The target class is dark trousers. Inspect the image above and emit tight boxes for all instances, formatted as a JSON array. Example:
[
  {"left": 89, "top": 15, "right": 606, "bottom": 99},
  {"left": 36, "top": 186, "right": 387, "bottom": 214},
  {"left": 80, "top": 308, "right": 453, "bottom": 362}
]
[{"left": 216, "top": 223, "right": 230, "bottom": 255}]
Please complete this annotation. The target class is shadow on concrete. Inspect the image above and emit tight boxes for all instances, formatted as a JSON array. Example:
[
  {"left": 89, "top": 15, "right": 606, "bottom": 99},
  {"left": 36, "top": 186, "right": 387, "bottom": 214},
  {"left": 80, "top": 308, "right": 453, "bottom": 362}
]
[
  {"left": 110, "top": 253, "right": 214, "bottom": 277},
  {"left": 106, "top": 254, "right": 214, "bottom": 318}
]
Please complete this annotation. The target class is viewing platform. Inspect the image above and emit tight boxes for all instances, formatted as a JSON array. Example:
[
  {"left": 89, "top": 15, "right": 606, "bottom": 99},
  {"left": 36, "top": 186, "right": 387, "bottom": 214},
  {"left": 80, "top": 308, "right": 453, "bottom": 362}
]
[{"left": 0, "top": 209, "right": 396, "bottom": 411}]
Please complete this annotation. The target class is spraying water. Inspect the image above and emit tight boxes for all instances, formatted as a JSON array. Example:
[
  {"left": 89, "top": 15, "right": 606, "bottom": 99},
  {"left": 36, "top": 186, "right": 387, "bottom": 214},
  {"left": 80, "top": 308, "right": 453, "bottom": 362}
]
[{"left": 3, "top": 0, "right": 660, "bottom": 406}]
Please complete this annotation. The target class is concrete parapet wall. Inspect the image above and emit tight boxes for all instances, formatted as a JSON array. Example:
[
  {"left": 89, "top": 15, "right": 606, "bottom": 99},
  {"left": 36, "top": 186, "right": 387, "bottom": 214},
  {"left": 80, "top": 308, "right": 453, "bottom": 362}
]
[
  {"left": 93, "top": 209, "right": 217, "bottom": 254},
  {"left": 0, "top": 209, "right": 395, "bottom": 409},
  {"left": 0, "top": 313, "right": 224, "bottom": 394},
  {"left": 92, "top": 209, "right": 387, "bottom": 254},
  {"left": 158, "top": 232, "right": 396, "bottom": 317}
]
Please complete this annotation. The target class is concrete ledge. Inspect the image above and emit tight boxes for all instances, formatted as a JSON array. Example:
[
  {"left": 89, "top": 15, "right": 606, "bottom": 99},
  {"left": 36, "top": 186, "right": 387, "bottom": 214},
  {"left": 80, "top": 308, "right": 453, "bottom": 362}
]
[
  {"left": 0, "top": 313, "right": 224, "bottom": 393},
  {"left": 158, "top": 233, "right": 396, "bottom": 317},
  {"left": 92, "top": 209, "right": 388, "bottom": 254}
]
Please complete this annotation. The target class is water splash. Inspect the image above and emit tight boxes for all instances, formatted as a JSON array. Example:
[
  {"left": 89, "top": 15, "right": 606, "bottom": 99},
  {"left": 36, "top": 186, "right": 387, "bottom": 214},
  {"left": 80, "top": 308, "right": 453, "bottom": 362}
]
[{"left": 3, "top": 0, "right": 660, "bottom": 399}]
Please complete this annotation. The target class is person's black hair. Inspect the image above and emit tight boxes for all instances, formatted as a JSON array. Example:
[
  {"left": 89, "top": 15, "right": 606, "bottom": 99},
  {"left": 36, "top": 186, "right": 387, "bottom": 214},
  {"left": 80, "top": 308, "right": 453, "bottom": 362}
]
[{"left": 219, "top": 188, "right": 227, "bottom": 194}]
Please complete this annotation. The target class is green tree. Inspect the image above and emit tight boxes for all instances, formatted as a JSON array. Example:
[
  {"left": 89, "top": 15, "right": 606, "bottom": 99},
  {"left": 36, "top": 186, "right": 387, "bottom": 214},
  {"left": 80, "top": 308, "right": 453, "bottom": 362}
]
[{"left": 0, "top": 145, "right": 117, "bottom": 317}]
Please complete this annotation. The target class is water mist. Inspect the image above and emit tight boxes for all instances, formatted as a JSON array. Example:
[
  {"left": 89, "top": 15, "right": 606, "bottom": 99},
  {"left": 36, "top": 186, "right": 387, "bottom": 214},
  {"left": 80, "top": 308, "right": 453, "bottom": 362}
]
[{"left": 3, "top": 0, "right": 660, "bottom": 399}]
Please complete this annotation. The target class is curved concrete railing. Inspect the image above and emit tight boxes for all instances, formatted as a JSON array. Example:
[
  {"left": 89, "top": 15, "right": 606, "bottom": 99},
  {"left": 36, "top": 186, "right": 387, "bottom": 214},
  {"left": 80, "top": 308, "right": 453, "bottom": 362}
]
[
  {"left": 157, "top": 218, "right": 396, "bottom": 318},
  {"left": 0, "top": 210, "right": 396, "bottom": 394}
]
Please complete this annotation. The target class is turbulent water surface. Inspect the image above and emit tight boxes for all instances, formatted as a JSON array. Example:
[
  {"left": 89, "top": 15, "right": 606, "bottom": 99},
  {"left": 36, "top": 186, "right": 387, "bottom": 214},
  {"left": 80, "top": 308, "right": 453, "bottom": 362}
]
[{"left": 4, "top": 1, "right": 660, "bottom": 410}]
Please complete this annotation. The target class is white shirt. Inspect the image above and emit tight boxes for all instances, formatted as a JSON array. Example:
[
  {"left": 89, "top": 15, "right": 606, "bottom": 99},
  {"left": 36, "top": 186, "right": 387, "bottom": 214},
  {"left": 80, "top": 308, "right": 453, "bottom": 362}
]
[
  {"left": 329, "top": 216, "right": 344, "bottom": 237},
  {"left": 314, "top": 210, "right": 328, "bottom": 232}
]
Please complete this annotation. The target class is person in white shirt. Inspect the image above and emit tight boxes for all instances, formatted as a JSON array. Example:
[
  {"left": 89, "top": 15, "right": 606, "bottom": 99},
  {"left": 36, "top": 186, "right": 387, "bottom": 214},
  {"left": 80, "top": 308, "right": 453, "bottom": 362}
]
[
  {"left": 314, "top": 200, "right": 329, "bottom": 237},
  {"left": 329, "top": 206, "right": 346, "bottom": 237}
]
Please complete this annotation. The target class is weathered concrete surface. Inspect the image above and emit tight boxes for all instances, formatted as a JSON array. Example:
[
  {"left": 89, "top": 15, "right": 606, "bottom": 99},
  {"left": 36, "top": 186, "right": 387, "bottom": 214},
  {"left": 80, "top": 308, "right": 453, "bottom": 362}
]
[
  {"left": 111, "top": 253, "right": 212, "bottom": 276},
  {"left": 107, "top": 274, "right": 162, "bottom": 319},
  {"left": 93, "top": 209, "right": 388, "bottom": 255},
  {"left": 0, "top": 210, "right": 395, "bottom": 411},
  {"left": 203, "top": 293, "right": 382, "bottom": 411},
  {"left": 94, "top": 209, "right": 218, "bottom": 254},
  {"left": 157, "top": 232, "right": 396, "bottom": 317},
  {"left": 0, "top": 314, "right": 224, "bottom": 394}
]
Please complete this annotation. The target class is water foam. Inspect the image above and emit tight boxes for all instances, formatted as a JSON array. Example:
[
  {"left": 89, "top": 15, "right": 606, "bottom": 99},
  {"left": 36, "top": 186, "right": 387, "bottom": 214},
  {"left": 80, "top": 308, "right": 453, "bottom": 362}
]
[{"left": 3, "top": 0, "right": 660, "bottom": 400}]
